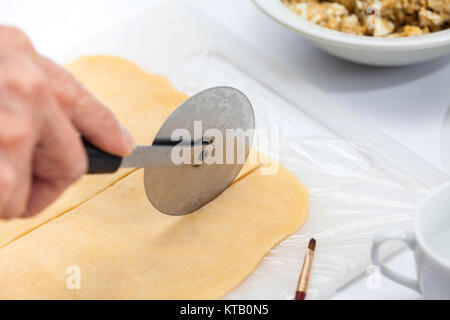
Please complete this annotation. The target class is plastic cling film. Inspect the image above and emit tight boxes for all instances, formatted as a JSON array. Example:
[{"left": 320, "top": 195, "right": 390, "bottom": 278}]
[{"left": 169, "top": 51, "right": 431, "bottom": 299}]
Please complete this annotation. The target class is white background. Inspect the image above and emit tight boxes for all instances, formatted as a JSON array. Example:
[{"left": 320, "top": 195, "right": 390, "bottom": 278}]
[{"left": 1, "top": 0, "right": 449, "bottom": 299}]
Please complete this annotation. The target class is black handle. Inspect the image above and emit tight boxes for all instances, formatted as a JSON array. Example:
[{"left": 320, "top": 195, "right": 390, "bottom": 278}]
[{"left": 83, "top": 139, "right": 123, "bottom": 174}]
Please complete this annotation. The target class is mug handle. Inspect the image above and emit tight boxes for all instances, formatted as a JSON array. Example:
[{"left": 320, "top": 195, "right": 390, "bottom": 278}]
[{"left": 371, "top": 229, "right": 421, "bottom": 293}]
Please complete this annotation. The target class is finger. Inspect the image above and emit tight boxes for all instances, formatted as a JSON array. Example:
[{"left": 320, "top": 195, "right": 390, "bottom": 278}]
[
  {"left": 24, "top": 176, "right": 70, "bottom": 218},
  {"left": 0, "top": 161, "right": 25, "bottom": 220},
  {"left": 0, "top": 57, "right": 41, "bottom": 219},
  {"left": 0, "top": 26, "right": 36, "bottom": 56},
  {"left": 25, "top": 96, "right": 88, "bottom": 217},
  {"left": 37, "top": 56, "right": 135, "bottom": 156},
  {"left": 0, "top": 109, "right": 33, "bottom": 219},
  {"left": 0, "top": 161, "right": 13, "bottom": 218}
]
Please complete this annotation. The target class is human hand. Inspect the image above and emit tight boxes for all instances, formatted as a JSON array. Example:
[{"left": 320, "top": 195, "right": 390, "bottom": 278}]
[{"left": 0, "top": 26, "right": 135, "bottom": 219}]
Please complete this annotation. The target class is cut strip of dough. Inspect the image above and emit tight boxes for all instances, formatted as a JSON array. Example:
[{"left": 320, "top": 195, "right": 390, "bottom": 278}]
[{"left": 0, "top": 162, "right": 308, "bottom": 299}]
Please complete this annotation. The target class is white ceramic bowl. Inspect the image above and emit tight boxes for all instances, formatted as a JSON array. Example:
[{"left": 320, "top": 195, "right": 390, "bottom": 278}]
[{"left": 253, "top": 0, "right": 450, "bottom": 66}]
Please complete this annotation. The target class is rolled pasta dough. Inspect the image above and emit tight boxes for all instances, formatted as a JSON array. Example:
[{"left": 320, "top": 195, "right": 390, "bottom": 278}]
[{"left": 0, "top": 56, "right": 309, "bottom": 299}]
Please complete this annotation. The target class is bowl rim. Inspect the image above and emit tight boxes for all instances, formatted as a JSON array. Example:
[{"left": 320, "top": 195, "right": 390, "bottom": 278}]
[{"left": 253, "top": 0, "right": 450, "bottom": 50}]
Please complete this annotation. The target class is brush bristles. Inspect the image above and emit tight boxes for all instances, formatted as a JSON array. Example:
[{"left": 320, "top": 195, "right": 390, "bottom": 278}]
[{"left": 308, "top": 238, "right": 316, "bottom": 251}]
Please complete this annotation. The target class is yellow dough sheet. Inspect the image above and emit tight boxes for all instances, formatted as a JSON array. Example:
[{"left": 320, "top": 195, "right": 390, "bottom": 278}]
[
  {"left": 0, "top": 56, "right": 309, "bottom": 299},
  {"left": 0, "top": 164, "right": 308, "bottom": 299}
]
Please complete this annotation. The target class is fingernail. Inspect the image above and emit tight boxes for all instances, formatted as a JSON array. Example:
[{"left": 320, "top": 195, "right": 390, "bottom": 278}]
[{"left": 121, "top": 126, "right": 136, "bottom": 154}]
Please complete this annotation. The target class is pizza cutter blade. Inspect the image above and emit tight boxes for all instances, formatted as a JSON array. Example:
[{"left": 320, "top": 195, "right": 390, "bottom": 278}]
[{"left": 83, "top": 86, "right": 255, "bottom": 216}]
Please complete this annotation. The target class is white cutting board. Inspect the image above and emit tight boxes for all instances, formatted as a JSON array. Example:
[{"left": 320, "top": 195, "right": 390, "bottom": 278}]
[{"left": 58, "top": 0, "right": 449, "bottom": 299}]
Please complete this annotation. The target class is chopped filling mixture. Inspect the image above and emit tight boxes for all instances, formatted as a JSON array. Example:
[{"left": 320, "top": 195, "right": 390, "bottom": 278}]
[{"left": 282, "top": 0, "right": 450, "bottom": 36}]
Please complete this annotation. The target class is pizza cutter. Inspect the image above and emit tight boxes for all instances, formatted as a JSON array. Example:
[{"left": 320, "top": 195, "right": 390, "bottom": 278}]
[{"left": 83, "top": 86, "right": 255, "bottom": 216}]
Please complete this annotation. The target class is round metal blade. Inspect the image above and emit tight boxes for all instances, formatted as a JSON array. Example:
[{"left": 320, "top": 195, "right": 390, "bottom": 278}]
[{"left": 144, "top": 86, "right": 255, "bottom": 216}]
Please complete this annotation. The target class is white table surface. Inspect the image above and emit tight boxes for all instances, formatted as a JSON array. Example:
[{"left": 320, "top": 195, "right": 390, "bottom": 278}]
[{"left": 1, "top": 0, "right": 448, "bottom": 300}]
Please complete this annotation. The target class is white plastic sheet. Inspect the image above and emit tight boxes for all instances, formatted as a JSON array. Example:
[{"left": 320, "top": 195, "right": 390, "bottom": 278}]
[
  {"left": 59, "top": 0, "right": 442, "bottom": 299},
  {"left": 169, "top": 51, "right": 432, "bottom": 299}
]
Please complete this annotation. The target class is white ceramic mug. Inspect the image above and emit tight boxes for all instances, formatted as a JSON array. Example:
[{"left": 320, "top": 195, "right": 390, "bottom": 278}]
[{"left": 371, "top": 182, "right": 450, "bottom": 299}]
